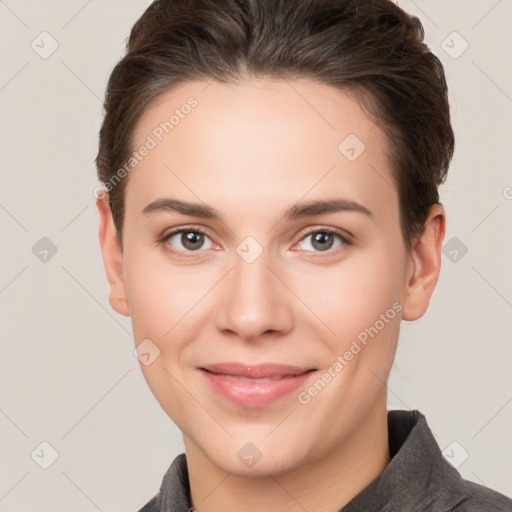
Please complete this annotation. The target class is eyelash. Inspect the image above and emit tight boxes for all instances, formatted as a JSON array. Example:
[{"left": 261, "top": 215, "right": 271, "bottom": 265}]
[{"left": 157, "top": 226, "right": 353, "bottom": 258}]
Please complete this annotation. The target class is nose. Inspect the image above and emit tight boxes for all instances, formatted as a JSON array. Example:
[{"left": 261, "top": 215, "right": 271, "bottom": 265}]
[{"left": 214, "top": 247, "right": 294, "bottom": 343}]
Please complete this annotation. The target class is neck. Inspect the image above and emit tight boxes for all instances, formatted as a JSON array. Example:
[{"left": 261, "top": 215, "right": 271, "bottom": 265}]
[{"left": 185, "top": 397, "right": 390, "bottom": 512}]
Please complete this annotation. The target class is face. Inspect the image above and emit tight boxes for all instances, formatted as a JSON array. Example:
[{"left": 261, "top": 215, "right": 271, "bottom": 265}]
[{"left": 98, "top": 78, "right": 444, "bottom": 477}]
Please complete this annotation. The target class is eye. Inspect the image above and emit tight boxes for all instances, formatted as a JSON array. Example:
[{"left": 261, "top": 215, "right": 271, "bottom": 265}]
[
  {"left": 296, "top": 228, "right": 351, "bottom": 253},
  {"left": 159, "top": 227, "right": 216, "bottom": 255},
  {"left": 158, "top": 226, "right": 352, "bottom": 258}
]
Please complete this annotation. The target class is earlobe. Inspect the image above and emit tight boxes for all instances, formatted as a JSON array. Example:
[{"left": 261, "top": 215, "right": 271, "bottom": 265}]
[
  {"left": 401, "top": 204, "right": 446, "bottom": 321},
  {"left": 96, "top": 196, "right": 130, "bottom": 317}
]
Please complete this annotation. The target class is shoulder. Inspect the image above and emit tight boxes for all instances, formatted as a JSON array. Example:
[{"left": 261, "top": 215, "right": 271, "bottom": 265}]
[
  {"left": 442, "top": 478, "right": 512, "bottom": 511},
  {"left": 385, "top": 410, "right": 512, "bottom": 512},
  {"left": 135, "top": 453, "right": 190, "bottom": 512},
  {"left": 136, "top": 491, "right": 161, "bottom": 512}
]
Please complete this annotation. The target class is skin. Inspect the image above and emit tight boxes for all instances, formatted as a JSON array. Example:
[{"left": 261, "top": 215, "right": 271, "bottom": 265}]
[{"left": 97, "top": 78, "right": 445, "bottom": 512}]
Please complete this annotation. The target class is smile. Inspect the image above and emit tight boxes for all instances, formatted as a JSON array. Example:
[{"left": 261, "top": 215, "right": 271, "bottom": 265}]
[{"left": 199, "top": 363, "right": 317, "bottom": 408}]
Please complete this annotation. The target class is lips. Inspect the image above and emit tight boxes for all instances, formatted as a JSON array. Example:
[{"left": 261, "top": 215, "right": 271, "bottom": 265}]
[
  {"left": 199, "top": 362, "right": 316, "bottom": 408},
  {"left": 202, "top": 362, "right": 313, "bottom": 378}
]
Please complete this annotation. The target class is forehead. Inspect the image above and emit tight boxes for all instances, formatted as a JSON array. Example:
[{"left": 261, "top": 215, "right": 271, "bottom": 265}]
[{"left": 127, "top": 78, "right": 397, "bottom": 224}]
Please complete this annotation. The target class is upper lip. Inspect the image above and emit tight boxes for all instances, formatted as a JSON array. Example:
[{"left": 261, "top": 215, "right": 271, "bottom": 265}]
[{"left": 200, "top": 362, "right": 315, "bottom": 379}]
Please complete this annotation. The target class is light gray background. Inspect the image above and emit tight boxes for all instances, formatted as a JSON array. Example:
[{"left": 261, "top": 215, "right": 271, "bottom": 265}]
[{"left": 1, "top": 0, "right": 511, "bottom": 510}]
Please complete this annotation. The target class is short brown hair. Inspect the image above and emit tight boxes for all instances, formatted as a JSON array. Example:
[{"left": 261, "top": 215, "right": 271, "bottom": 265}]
[{"left": 96, "top": 0, "right": 454, "bottom": 249}]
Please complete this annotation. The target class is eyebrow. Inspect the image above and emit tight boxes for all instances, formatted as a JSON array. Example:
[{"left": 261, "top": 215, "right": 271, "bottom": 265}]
[{"left": 141, "top": 198, "right": 372, "bottom": 221}]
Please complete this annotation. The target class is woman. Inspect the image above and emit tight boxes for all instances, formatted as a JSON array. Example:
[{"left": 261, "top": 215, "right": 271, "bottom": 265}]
[{"left": 95, "top": 0, "right": 512, "bottom": 510}]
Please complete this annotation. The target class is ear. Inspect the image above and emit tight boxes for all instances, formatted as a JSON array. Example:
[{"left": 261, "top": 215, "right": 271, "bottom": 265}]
[
  {"left": 401, "top": 204, "right": 446, "bottom": 321},
  {"left": 96, "top": 195, "right": 130, "bottom": 317}
]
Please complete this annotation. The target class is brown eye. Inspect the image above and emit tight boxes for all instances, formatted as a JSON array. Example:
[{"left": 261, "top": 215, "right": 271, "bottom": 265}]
[
  {"left": 311, "top": 232, "right": 336, "bottom": 251},
  {"left": 162, "top": 228, "right": 215, "bottom": 253},
  {"left": 297, "top": 229, "right": 349, "bottom": 253},
  {"left": 180, "top": 231, "right": 205, "bottom": 250}
]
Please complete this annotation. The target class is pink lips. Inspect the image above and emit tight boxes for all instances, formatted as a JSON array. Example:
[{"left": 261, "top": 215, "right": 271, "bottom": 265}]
[{"left": 199, "top": 362, "right": 316, "bottom": 408}]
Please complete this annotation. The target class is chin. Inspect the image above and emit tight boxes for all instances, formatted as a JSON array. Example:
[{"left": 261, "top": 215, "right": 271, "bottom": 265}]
[{"left": 199, "top": 435, "right": 310, "bottom": 478}]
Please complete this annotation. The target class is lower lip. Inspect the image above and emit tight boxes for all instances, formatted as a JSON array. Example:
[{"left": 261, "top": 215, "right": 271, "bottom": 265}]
[{"left": 200, "top": 369, "right": 316, "bottom": 408}]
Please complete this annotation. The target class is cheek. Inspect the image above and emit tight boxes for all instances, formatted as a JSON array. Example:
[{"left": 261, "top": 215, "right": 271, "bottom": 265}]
[
  {"left": 291, "top": 248, "right": 404, "bottom": 344},
  {"left": 126, "top": 276, "right": 175, "bottom": 342},
  {"left": 122, "top": 245, "right": 213, "bottom": 341},
  {"left": 123, "top": 255, "right": 201, "bottom": 420}
]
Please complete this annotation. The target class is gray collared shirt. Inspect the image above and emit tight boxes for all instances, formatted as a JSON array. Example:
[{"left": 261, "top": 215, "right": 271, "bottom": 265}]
[{"left": 138, "top": 410, "right": 512, "bottom": 511}]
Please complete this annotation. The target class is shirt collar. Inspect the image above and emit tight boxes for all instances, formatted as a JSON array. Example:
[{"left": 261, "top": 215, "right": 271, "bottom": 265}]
[
  {"left": 155, "top": 409, "right": 463, "bottom": 511},
  {"left": 340, "top": 409, "right": 462, "bottom": 511}
]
